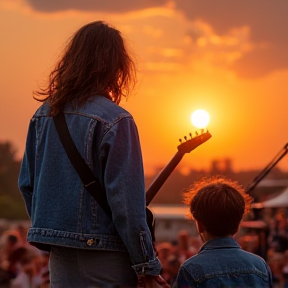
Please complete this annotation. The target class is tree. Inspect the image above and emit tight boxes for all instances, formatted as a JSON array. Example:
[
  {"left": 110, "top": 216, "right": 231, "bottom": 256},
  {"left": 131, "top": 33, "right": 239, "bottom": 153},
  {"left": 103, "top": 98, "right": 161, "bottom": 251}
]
[{"left": 0, "top": 141, "right": 28, "bottom": 219}]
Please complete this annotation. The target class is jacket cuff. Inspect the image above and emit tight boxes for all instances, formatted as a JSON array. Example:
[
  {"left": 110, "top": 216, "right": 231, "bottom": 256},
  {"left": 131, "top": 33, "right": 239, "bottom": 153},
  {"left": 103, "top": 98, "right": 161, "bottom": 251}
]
[{"left": 132, "top": 257, "right": 162, "bottom": 276}]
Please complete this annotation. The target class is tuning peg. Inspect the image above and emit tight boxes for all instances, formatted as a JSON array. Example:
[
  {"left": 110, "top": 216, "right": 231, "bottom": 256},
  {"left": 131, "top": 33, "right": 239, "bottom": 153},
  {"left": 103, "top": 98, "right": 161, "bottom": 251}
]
[
  {"left": 201, "top": 129, "right": 204, "bottom": 134},
  {"left": 189, "top": 133, "right": 192, "bottom": 138},
  {"left": 195, "top": 131, "right": 199, "bottom": 136},
  {"left": 184, "top": 136, "right": 187, "bottom": 141},
  {"left": 179, "top": 139, "right": 182, "bottom": 143}
]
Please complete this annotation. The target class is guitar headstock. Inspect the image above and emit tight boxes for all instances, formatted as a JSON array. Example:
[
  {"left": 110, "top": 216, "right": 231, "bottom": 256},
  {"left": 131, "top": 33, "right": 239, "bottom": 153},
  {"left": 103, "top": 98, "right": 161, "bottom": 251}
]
[{"left": 177, "top": 129, "right": 212, "bottom": 154}]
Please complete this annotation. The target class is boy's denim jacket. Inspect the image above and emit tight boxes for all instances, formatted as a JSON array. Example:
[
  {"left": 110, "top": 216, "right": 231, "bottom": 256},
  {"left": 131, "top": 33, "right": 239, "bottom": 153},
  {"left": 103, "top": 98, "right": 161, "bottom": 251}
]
[
  {"left": 173, "top": 237, "right": 273, "bottom": 287},
  {"left": 18, "top": 95, "right": 161, "bottom": 276}
]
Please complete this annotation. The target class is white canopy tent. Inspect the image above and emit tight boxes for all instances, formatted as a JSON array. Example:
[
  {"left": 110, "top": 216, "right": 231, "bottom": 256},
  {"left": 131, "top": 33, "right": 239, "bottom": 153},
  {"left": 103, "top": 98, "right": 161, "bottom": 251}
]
[{"left": 251, "top": 187, "right": 288, "bottom": 208}]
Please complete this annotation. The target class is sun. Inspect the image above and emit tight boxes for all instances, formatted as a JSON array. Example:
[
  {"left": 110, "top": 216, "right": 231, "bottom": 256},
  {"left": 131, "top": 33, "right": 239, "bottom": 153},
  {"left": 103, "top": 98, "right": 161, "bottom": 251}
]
[{"left": 190, "top": 109, "right": 210, "bottom": 128}]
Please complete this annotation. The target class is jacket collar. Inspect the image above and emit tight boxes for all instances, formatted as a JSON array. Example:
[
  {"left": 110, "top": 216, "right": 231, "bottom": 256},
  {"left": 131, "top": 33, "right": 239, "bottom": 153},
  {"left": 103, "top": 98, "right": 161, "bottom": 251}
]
[{"left": 199, "top": 236, "right": 241, "bottom": 252}]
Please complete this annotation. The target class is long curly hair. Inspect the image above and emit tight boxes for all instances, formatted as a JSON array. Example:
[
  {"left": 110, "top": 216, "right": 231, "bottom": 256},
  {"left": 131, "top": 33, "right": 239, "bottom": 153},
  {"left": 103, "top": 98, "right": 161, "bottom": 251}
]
[
  {"left": 33, "top": 21, "right": 136, "bottom": 116},
  {"left": 183, "top": 176, "right": 253, "bottom": 237}
]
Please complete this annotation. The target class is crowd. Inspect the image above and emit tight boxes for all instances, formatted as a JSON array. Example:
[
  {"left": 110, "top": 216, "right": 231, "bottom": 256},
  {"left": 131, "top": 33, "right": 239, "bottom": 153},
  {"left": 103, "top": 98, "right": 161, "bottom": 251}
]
[
  {"left": 0, "top": 206, "right": 287, "bottom": 288},
  {"left": 0, "top": 224, "right": 49, "bottom": 288}
]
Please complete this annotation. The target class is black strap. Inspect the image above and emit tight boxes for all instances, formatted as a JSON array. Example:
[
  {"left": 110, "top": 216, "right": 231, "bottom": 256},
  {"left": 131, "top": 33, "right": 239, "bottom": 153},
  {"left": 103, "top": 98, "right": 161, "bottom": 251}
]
[{"left": 53, "top": 112, "right": 111, "bottom": 215}]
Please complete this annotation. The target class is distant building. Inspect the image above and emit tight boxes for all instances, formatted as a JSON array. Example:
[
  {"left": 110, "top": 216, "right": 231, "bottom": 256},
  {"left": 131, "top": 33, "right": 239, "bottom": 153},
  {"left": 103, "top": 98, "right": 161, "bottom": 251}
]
[{"left": 149, "top": 204, "right": 197, "bottom": 242}]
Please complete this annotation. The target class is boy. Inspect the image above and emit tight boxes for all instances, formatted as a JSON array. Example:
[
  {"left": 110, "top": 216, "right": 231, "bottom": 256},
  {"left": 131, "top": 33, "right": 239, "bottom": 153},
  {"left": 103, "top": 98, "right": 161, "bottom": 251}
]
[{"left": 173, "top": 177, "right": 273, "bottom": 288}]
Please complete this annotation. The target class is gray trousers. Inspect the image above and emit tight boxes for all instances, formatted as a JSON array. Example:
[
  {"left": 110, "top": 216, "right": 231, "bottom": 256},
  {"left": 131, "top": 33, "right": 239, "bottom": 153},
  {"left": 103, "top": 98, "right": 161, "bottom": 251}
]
[{"left": 49, "top": 246, "right": 138, "bottom": 288}]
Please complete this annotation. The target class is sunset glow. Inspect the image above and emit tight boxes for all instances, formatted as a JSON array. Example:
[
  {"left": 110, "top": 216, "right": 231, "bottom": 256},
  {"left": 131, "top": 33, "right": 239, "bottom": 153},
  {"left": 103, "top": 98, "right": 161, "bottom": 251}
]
[{"left": 0, "top": 0, "right": 287, "bottom": 174}]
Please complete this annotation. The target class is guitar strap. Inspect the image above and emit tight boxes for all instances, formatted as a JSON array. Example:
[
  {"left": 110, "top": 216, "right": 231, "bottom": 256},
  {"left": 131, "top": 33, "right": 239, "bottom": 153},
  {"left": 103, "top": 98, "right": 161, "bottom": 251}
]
[{"left": 53, "top": 112, "right": 112, "bottom": 216}]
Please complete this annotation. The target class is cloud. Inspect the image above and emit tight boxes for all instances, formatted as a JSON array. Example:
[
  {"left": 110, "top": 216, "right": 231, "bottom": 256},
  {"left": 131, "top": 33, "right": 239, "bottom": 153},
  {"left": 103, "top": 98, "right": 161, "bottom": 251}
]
[
  {"left": 23, "top": 0, "right": 288, "bottom": 78},
  {"left": 183, "top": 21, "right": 253, "bottom": 68},
  {"left": 175, "top": 0, "right": 288, "bottom": 78},
  {"left": 138, "top": 18, "right": 254, "bottom": 76},
  {"left": 24, "top": 0, "right": 168, "bottom": 13}
]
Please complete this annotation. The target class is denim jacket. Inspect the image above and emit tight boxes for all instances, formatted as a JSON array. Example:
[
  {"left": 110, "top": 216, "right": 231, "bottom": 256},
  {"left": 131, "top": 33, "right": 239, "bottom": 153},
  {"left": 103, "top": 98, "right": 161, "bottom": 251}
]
[
  {"left": 173, "top": 237, "right": 273, "bottom": 288},
  {"left": 18, "top": 95, "right": 161, "bottom": 276}
]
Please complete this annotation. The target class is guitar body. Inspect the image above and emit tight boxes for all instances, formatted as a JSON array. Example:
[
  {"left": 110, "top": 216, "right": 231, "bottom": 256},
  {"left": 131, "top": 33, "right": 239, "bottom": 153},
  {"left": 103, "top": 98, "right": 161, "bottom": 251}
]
[{"left": 146, "top": 207, "right": 156, "bottom": 242}]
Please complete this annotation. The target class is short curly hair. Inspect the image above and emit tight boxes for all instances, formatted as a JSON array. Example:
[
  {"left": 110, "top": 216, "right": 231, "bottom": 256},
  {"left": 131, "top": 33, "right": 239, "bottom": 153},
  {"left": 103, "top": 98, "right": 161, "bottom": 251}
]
[{"left": 183, "top": 176, "right": 253, "bottom": 237}]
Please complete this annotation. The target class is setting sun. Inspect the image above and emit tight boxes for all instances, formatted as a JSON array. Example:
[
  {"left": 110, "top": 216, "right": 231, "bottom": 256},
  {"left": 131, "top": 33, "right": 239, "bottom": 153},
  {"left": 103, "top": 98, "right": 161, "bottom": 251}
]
[{"left": 191, "top": 109, "right": 210, "bottom": 128}]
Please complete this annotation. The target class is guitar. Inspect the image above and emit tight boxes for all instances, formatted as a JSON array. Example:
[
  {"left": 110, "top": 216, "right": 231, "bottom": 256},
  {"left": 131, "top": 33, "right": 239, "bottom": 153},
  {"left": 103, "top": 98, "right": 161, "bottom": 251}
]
[{"left": 145, "top": 129, "right": 212, "bottom": 242}]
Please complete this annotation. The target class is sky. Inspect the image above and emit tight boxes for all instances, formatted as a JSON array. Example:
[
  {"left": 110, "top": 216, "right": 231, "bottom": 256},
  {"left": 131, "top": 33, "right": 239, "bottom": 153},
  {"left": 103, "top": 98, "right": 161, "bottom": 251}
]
[{"left": 0, "top": 0, "right": 287, "bottom": 176}]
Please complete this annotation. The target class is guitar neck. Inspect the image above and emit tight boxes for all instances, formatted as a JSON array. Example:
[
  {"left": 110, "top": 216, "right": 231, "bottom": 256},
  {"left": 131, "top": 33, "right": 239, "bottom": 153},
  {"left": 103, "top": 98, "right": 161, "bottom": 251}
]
[
  {"left": 145, "top": 130, "right": 212, "bottom": 206},
  {"left": 145, "top": 151, "right": 184, "bottom": 205}
]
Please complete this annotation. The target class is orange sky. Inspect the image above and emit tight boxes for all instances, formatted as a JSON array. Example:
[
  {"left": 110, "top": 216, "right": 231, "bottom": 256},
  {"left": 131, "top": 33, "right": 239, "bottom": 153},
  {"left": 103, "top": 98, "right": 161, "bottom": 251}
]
[{"left": 0, "top": 0, "right": 287, "bottom": 175}]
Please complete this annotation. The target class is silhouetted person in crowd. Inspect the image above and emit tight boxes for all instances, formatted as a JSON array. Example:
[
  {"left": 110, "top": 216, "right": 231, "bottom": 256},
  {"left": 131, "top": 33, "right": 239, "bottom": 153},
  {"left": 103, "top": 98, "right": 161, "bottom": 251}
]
[
  {"left": 175, "top": 230, "right": 196, "bottom": 263},
  {"left": 18, "top": 21, "right": 168, "bottom": 287},
  {"left": 173, "top": 176, "right": 273, "bottom": 288},
  {"left": 0, "top": 230, "right": 22, "bottom": 286},
  {"left": 10, "top": 246, "right": 42, "bottom": 288}
]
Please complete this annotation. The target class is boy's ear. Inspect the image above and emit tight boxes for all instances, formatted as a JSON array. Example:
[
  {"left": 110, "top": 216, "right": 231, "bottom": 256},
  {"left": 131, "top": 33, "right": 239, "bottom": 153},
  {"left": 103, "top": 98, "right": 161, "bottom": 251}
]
[{"left": 195, "top": 219, "right": 205, "bottom": 234}]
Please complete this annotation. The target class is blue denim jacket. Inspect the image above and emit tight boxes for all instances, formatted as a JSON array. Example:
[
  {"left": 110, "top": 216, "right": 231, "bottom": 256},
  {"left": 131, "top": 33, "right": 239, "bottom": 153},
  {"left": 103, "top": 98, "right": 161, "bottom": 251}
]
[
  {"left": 18, "top": 95, "right": 161, "bottom": 276},
  {"left": 173, "top": 237, "right": 273, "bottom": 288}
]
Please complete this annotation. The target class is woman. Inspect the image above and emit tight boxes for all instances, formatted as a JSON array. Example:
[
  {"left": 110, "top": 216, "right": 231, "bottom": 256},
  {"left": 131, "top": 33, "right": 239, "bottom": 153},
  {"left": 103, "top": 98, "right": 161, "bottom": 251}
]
[{"left": 19, "top": 21, "right": 166, "bottom": 288}]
